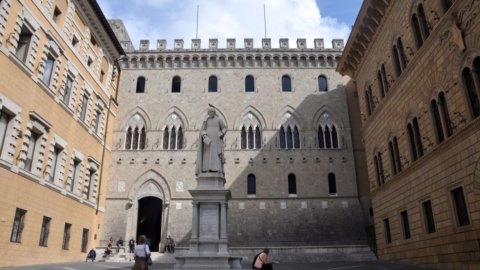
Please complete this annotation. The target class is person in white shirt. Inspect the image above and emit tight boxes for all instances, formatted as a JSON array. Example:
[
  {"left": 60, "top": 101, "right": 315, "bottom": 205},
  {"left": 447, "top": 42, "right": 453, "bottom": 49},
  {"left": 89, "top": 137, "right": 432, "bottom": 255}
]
[{"left": 131, "top": 235, "right": 151, "bottom": 270}]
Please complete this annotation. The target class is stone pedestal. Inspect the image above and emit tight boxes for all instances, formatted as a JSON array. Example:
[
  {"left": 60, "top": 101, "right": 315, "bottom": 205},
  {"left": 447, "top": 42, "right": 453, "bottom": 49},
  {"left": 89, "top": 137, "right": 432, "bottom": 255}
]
[{"left": 174, "top": 173, "right": 242, "bottom": 269}]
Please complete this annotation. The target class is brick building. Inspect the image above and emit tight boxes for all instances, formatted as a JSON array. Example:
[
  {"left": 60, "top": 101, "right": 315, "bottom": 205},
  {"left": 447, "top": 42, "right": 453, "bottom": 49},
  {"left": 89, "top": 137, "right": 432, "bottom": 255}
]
[
  {"left": 338, "top": 0, "right": 480, "bottom": 269},
  {"left": 0, "top": 0, "right": 123, "bottom": 267}
]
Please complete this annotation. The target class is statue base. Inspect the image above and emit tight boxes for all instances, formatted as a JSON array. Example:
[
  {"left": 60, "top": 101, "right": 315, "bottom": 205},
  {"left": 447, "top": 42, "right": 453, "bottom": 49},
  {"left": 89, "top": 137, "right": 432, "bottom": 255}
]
[{"left": 174, "top": 173, "right": 241, "bottom": 269}]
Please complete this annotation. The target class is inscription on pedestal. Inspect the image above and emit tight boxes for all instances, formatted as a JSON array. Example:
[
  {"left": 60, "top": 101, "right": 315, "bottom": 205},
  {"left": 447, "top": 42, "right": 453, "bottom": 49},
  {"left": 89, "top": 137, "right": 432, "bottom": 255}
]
[{"left": 199, "top": 203, "right": 219, "bottom": 240}]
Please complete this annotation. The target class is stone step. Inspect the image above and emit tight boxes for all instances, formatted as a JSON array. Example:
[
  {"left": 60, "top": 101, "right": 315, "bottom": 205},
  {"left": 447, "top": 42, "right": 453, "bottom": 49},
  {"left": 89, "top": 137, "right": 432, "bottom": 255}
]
[{"left": 102, "top": 245, "right": 376, "bottom": 264}]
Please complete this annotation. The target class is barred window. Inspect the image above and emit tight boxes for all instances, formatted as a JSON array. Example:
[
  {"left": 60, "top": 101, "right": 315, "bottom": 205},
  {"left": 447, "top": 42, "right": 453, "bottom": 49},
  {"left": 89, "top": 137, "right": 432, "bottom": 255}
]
[{"left": 10, "top": 208, "right": 27, "bottom": 243}]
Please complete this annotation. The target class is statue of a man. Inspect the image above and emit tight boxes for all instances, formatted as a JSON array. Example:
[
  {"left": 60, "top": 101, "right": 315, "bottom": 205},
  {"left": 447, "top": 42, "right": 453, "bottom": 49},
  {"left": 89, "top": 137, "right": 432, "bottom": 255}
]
[{"left": 196, "top": 107, "right": 227, "bottom": 175}]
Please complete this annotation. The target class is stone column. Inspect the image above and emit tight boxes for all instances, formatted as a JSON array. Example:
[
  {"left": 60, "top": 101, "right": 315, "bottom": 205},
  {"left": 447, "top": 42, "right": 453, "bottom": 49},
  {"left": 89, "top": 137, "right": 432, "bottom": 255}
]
[
  {"left": 189, "top": 201, "right": 199, "bottom": 254},
  {"left": 219, "top": 202, "right": 228, "bottom": 255}
]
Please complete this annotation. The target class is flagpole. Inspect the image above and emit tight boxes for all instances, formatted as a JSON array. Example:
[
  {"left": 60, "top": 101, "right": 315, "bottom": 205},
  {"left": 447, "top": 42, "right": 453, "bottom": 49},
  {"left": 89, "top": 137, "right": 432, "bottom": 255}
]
[
  {"left": 264, "top": 4, "right": 267, "bottom": 38},
  {"left": 196, "top": 5, "right": 199, "bottom": 39}
]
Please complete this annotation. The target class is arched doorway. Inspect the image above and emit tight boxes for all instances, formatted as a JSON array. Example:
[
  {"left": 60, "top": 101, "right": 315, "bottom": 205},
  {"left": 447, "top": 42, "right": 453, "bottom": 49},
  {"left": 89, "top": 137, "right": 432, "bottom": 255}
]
[{"left": 137, "top": 196, "right": 162, "bottom": 251}]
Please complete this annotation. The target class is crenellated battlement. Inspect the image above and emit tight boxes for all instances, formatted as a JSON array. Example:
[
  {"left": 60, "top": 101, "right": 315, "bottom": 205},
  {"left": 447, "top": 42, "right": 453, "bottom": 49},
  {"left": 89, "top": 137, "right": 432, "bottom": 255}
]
[
  {"left": 119, "top": 38, "right": 344, "bottom": 70},
  {"left": 121, "top": 38, "right": 344, "bottom": 52}
]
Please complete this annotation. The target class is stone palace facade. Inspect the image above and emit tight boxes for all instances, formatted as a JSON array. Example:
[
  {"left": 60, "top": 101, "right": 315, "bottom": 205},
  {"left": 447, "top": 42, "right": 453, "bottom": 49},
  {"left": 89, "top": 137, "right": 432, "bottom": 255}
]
[{"left": 103, "top": 20, "right": 371, "bottom": 253}]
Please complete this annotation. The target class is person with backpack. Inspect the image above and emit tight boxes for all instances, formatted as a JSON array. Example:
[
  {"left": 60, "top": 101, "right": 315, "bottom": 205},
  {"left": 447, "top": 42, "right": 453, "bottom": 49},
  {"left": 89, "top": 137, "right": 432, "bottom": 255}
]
[{"left": 252, "top": 248, "right": 273, "bottom": 270}]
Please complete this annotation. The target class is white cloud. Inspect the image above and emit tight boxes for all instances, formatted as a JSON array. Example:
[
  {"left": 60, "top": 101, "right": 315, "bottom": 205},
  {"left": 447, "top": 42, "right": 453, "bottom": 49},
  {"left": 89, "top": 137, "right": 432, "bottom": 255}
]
[{"left": 100, "top": 0, "right": 350, "bottom": 49}]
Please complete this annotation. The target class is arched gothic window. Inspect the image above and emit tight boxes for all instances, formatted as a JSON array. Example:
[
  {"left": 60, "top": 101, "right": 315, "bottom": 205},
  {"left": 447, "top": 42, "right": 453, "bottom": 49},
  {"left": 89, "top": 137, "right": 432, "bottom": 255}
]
[
  {"left": 163, "top": 113, "right": 185, "bottom": 150},
  {"left": 431, "top": 100, "right": 445, "bottom": 143},
  {"left": 374, "top": 151, "right": 385, "bottom": 186},
  {"left": 245, "top": 75, "right": 255, "bottom": 92},
  {"left": 381, "top": 64, "right": 389, "bottom": 93},
  {"left": 462, "top": 67, "right": 480, "bottom": 118},
  {"left": 418, "top": 4, "right": 430, "bottom": 39},
  {"left": 407, "top": 117, "right": 423, "bottom": 162},
  {"left": 318, "top": 125, "right": 339, "bottom": 149},
  {"left": 438, "top": 92, "right": 453, "bottom": 137},
  {"left": 282, "top": 75, "right": 292, "bottom": 92},
  {"left": 247, "top": 174, "right": 256, "bottom": 195},
  {"left": 172, "top": 76, "right": 181, "bottom": 93},
  {"left": 388, "top": 137, "right": 402, "bottom": 176},
  {"left": 125, "top": 127, "right": 132, "bottom": 149},
  {"left": 412, "top": 4, "right": 430, "bottom": 49},
  {"left": 279, "top": 125, "right": 300, "bottom": 149},
  {"left": 239, "top": 113, "right": 262, "bottom": 150},
  {"left": 365, "top": 86, "right": 375, "bottom": 115},
  {"left": 397, "top": 38, "right": 407, "bottom": 69},
  {"left": 377, "top": 71, "right": 386, "bottom": 98},
  {"left": 208, "top": 75, "right": 218, "bottom": 92},
  {"left": 318, "top": 75, "right": 328, "bottom": 92},
  {"left": 392, "top": 45, "right": 402, "bottom": 77},
  {"left": 139, "top": 128, "right": 146, "bottom": 149},
  {"left": 288, "top": 173, "right": 296, "bottom": 195},
  {"left": 328, "top": 173, "right": 337, "bottom": 195},
  {"left": 125, "top": 114, "right": 147, "bottom": 150},
  {"left": 132, "top": 127, "right": 139, "bottom": 150},
  {"left": 136, "top": 76, "right": 146, "bottom": 93},
  {"left": 412, "top": 14, "right": 424, "bottom": 48},
  {"left": 316, "top": 112, "right": 340, "bottom": 149}
]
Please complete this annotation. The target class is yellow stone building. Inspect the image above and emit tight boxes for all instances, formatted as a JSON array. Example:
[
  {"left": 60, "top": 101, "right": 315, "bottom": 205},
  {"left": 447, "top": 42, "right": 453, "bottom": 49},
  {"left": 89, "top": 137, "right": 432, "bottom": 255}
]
[
  {"left": 0, "top": 0, "right": 123, "bottom": 267},
  {"left": 338, "top": 0, "right": 480, "bottom": 269}
]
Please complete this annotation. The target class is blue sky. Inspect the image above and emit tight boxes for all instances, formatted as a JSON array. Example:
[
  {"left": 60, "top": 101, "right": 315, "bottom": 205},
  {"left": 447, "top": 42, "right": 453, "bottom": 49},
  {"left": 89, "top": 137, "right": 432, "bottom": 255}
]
[{"left": 97, "top": 0, "right": 363, "bottom": 49}]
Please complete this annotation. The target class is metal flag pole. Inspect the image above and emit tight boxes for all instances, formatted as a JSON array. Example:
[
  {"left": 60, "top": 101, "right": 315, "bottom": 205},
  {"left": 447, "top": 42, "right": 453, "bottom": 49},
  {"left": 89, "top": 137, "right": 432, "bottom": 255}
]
[
  {"left": 264, "top": 4, "right": 267, "bottom": 38},
  {"left": 196, "top": 5, "right": 199, "bottom": 39}
]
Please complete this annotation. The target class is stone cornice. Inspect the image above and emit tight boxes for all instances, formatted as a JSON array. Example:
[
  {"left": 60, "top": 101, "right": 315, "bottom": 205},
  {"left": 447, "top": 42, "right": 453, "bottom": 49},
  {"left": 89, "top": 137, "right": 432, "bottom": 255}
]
[
  {"left": 120, "top": 49, "right": 343, "bottom": 69},
  {"left": 337, "top": 0, "right": 392, "bottom": 77}
]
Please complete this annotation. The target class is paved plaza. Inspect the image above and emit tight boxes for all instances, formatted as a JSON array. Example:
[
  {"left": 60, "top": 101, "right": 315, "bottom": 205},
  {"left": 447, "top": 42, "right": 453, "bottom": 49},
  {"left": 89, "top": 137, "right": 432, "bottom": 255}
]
[{"left": 0, "top": 261, "right": 439, "bottom": 270}]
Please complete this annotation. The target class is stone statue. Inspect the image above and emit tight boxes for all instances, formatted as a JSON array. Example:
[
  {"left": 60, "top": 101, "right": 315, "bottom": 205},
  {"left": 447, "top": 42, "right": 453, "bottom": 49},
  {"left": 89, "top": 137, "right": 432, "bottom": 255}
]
[{"left": 195, "top": 106, "right": 227, "bottom": 175}]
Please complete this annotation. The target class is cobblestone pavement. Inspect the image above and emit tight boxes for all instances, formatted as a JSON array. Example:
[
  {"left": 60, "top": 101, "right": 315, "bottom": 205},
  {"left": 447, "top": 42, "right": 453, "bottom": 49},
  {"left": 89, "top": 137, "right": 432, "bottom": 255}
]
[{"left": 0, "top": 261, "right": 439, "bottom": 270}]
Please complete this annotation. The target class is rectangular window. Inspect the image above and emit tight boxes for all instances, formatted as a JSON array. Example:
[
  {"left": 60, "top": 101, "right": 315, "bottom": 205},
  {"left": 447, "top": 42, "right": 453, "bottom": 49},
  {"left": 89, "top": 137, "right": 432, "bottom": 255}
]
[
  {"left": 50, "top": 146, "right": 62, "bottom": 182},
  {"left": 93, "top": 110, "right": 101, "bottom": 133},
  {"left": 80, "top": 95, "right": 88, "bottom": 121},
  {"left": 423, "top": 200, "right": 436, "bottom": 233},
  {"left": 16, "top": 26, "right": 33, "bottom": 63},
  {"left": 71, "top": 35, "right": 79, "bottom": 48},
  {"left": 42, "top": 55, "right": 55, "bottom": 85},
  {"left": 85, "top": 169, "right": 95, "bottom": 199},
  {"left": 63, "top": 76, "right": 73, "bottom": 105},
  {"left": 24, "top": 131, "right": 39, "bottom": 171},
  {"left": 62, "top": 223, "right": 71, "bottom": 250},
  {"left": 71, "top": 159, "right": 81, "bottom": 192},
  {"left": 100, "top": 70, "right": 105, "bottom": 83},
  {"left": 401, "top": 211, "right": 411, "bottom": 239},
  {"left": 383, "top": 218, "right": 392, "bottom": 244},
  {"left": 451, "top": 187, "right": 470, "bottom": 226},
  {"left": 10, "top": 208, "right": 27, "bottom": 243},
  {"left": 53, "top": 6, "right": 62, "bottom": 23},
  {"left": 0, "top": 111, "right": 11, "bottom": 154},
  {"left": 39, "top": 216, "right": 51, "bottom": 247},
  {"left": 81, "top": 228, "right": 89, "bottom": 252}
]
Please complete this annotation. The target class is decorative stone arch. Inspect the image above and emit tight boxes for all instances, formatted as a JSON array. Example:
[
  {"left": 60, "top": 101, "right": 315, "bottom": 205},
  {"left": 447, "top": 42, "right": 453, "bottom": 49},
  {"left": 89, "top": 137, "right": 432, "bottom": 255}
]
[
  {"left": 458, "top": 49, "right": 480, "bottom": 74},
  {"left": 158, "top": 106, "right": 189, "bottom": 131},
  {"left": 312, "top": 107, "right": 345, "bottom": 131},
  {"left": 273, "top": 105, "right": 305, "bottom": 130},
  {"left": 313, "top": 108, "right": 343, "bottom": 149},
  {"left": 194, "top": 106, "right": 229, "bottom": 130},
  {"left": 234, "top": 106, "right": 267, "bottom": 131},
  {"left": 125, "top": 169, "right": 172, "bottom": 249},
  {"left": 122, "top": 107, "right": 151, "bottom": 131}
]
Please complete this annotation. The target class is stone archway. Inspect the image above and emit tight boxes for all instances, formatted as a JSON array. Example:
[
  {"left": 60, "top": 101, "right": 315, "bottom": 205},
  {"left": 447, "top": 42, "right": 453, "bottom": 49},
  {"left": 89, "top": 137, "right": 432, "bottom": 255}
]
[
  {"left": 137, "top": 196, "right": 163, "bottom": 251},
  {"left": 125, "top": 172, "right": 172, "bottom": 252}
]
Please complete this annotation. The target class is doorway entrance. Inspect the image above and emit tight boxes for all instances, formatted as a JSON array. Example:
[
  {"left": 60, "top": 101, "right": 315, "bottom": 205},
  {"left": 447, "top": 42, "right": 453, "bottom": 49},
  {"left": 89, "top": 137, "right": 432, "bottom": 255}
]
[{"left": 137, "top": 196, "right": 162, "bottom": 251}]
